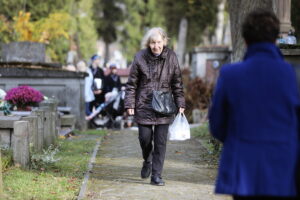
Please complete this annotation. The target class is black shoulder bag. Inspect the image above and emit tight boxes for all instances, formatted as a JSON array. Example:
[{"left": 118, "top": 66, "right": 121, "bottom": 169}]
[{"left": 151, "top": 60, "right": 177, "bottom": 115}]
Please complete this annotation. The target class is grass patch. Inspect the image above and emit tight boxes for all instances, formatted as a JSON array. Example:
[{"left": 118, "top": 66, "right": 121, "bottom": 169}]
[
  {"left": 191, "top": 122, "right": 221, "bottom": 165},
  {"left": 191, "top": 122, "right": 210, "bottom": 139},
  {"left": 3, "top": 130, "right": 106, "bottom": 200},
  {"left": 74, "top": 129, "right": 106, "bottom": 136},
  {"left": 1, "top": 148, "right": 13, "bottom": 171}
]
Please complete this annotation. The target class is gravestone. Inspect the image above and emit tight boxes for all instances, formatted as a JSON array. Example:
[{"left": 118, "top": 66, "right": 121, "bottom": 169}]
[
  {"left": 40, "top": 106, "right": 54, "bottom": 147},
  {"left": 12, "top": 121, "right": 30, "bottom": 168},
  {"left": 0, "top": 66, "right": 87, "bottom": 130},
  {"left": 32, "top": 109, "right": 45, "bottom": 151},
  {"left": 1, "top": 42, "right": 45, "bottom": 63},
  {"left": 22, "top": 116, "right": 38, "bottom": 151},
  {"left": 191, "top": 46, "right": 230, "bottom": 80},
  {"left": 192, "top": 109, "right": 201, "bottom": 124}
]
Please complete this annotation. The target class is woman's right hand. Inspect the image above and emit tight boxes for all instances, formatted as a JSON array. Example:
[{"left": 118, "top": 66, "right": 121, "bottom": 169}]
[{"left": 127, "top": 109, "right": 135, "bottom": 116}]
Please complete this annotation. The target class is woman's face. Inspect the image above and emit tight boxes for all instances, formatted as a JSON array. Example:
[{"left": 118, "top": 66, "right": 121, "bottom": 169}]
[{"left": 149, "top": 34, "right": 164, "bottom": 55}]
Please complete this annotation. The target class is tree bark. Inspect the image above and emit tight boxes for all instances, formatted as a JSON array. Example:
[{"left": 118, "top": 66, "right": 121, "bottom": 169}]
[
  {"left": 228, "top": 0, "right": 273, "bottom": 62},
  {"left": 177, "top": 17, "right": 188, "bottom": 68},
  {"left": 104, "top": 42, "right": 110, "bottom": 66},
  {"left": 214, "top": 0, "right": 226, "bottom": 45}
]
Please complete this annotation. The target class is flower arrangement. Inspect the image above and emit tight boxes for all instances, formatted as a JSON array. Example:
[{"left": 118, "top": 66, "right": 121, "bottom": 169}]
[
  {"left": 0, "top": 89, "right": 11, "bottom": 115},
  {"left": 5, "top": 86, "right": 44, "bottom": 110}
]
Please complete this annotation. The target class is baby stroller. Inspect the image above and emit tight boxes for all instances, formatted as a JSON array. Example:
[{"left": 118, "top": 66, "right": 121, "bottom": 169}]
[{"left": 88, "top": 88, "right": 125, "bottom": 129}]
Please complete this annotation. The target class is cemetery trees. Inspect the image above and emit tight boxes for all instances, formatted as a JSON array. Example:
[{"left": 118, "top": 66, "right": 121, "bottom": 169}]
[
  {"left": 160, "top": 0, "right": 219, "bottom": 65},
  {"left": 93, "top": 0, "right": 123, "bottom": 64},
  {"left": 0, "top": 0, "right": 98, "bottom": 62},
  {"left": 119, "top": 0, "right": 164, "bottom": 60},
  {"left": 73, "top": 0, "right": 98, "bottom": 60},
  {"left": 228, "top": 0, "right": 273, "bottom": 62},
  {"left": 107, "top": 0, "right": 220, "bottom": 61}
]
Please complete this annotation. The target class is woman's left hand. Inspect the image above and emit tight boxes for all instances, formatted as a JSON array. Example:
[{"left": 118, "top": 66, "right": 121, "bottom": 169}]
[{"left": 179, "top": 107, "right": 185, "bottom": 113}]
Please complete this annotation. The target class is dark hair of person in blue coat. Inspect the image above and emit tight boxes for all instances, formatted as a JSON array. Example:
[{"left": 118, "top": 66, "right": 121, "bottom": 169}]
[{"left": 209, "top": 9, "right": 300, "bottom": 200}]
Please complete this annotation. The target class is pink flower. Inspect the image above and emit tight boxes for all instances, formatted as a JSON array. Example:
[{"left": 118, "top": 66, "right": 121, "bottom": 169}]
[{"left": 5, "top": 86, "right": 44, "bottom": 108}]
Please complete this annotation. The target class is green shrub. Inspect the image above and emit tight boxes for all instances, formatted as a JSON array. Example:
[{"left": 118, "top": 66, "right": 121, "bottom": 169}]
[
  {"left": 1, "top": 145, "right": 13, "bottom": 171},
  {"left": 31, "top": 144, "right": 60, "bottom": 170},
  {"left": 191, "top": 122, "right": 210, "bottom": 138},
  {"left": 191, "top": 123, "right": 222, "bottom": 155},
  {"left": 181, "top": 69, "right": 214, "bottom": 122}
]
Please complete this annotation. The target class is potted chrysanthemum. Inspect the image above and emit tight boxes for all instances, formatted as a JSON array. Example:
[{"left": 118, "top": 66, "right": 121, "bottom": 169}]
[{"left": 5, "top": 86, "right": 44, "bottom": 111}]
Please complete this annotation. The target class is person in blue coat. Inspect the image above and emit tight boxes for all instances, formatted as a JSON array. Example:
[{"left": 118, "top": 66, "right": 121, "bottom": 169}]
[{"left": 209, "top": 9, "right": 300, "bottom": 200}]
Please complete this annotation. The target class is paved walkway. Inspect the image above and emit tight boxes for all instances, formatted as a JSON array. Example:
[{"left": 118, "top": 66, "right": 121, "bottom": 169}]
[{"left": 84, "top": 129, "right": 230, "bottom": 200}]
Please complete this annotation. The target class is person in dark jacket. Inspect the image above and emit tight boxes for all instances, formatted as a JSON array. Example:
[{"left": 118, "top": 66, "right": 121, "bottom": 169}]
[
  {"left": 89, "top": 54, "right": 105, "bottom": 112},
  {"left": 209, "top": 9, "right": 300, "bottom": 200},
  {"left": 125, "top": 27, "right": 185, "bottom": 186},
  {"left": 104, "top": 64, "right": 121, "bottom": 93}
]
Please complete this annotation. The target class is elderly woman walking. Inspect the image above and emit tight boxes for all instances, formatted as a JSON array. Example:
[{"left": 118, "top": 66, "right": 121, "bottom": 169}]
[{"left": 125, "top": 27, "right": 185, "bottom": 186}]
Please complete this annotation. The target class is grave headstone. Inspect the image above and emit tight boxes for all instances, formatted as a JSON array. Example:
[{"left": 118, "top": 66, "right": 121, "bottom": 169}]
[
  {"left": 1, "top": 42, "right": 45, "bottom": 63},
  {"left": 192, "top": 109, "right": 201, "bottom": 124},
  {"left": 12, "top": 121, "right": 30, "bottom": 168}
]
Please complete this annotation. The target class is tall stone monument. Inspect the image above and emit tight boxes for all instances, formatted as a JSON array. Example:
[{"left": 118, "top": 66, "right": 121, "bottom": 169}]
[{"left": 273, "top": 0, "right": 293, "bottom": 37}]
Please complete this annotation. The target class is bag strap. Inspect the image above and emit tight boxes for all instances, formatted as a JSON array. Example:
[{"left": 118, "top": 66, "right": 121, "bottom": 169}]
[{"left": 151, "top": 59, "right": 168, "bottom": 90}]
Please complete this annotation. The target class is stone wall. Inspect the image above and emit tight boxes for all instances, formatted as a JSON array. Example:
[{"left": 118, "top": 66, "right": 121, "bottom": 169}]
[
  {"left": 0, "top": 100, "right": 61, "bottom": 168},
  {"left": 0, "top": 64, "right": 87, "bottom": 130},
  {"left": 1, "top": 42, "right": 45, "bottom": 63}
]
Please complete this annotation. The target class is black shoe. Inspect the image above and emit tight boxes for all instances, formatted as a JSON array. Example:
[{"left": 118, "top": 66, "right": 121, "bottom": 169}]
[
  {"left": 150, "top": 176, "right": 165, "bottom": 186},
  {"left": 141, "top": 162, "right": 151, "bottom": 179}
]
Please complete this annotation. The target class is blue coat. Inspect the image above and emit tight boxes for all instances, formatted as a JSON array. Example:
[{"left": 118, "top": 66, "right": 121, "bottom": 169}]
[{"left": 209, "top": 43, "right": 300, "bottom": 197}]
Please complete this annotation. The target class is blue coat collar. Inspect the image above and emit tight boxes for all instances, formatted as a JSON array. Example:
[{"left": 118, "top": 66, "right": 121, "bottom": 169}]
[{"left": 243, "top": 42, "right": 283, "bottom": 60}]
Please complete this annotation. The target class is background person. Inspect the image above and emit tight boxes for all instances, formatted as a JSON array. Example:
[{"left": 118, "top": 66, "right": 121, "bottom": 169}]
[
  {"left": 84, "top": 64, "right": 95, "bottom": 116},
  {"left": 125, "top": 27, "right": 185, "bottom": 186},
  {"left": 209, "top": 9, "right": 299, "bottom": 200},
  {"left": 89, "top": 54, "right": 106, "bottom": 112},
  {"left": 104, "top": 63, "right": 122, "bottom": 94}
]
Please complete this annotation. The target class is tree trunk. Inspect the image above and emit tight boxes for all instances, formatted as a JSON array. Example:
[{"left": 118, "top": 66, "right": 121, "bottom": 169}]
[
  {"left": 228, "top": 0, "right": 273, "bottom": 62},
  {"left": 104, "top": 42, "right": 110, "bottom": 66},
  {"left": 177, "top": 17, "right": 188, "bottom": 68},
  {"left": 214, "top": 0, "right": 226, "bottom": 45}
]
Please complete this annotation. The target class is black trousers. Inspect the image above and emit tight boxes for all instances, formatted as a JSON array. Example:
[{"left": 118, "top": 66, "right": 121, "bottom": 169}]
[
  {"left": 138, "top": 124, "right": 169, "bottom": 177},
  {"left": 233, "top": 196, "right": 297, "bottom": 200}
]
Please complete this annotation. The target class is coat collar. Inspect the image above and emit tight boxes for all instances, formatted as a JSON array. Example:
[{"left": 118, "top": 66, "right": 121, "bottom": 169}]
[
  {"left": 145, "top": 46, "right": 169, "bottom": 61},
  {"left": 243, "top": 42, "right": 283, "bottom": 60}
]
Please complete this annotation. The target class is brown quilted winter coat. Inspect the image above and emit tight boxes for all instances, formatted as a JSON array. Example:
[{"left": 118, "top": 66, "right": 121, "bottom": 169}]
[{"left": 124, "top": 47, "right": 185, "bottom": 125}]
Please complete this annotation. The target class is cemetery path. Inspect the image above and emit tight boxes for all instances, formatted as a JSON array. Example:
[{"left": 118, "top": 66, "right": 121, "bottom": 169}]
[{"left": 83, "top": 129, "right": 230, "bottom": 200}]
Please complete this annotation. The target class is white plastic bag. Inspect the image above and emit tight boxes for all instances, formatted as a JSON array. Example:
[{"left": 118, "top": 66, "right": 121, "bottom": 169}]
[{"left": 168, "top": 113, "right": 191, "bottom": 141}]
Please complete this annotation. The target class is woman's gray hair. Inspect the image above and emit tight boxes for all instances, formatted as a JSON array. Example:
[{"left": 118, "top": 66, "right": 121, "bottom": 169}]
[{"left": 141, "top": 27, "right": 168, "bottom": 48}]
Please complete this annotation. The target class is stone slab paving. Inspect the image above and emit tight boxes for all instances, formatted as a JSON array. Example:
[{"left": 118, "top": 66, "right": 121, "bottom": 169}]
[{"left": 84, "top": 129, "right": 231, "bottom": 200}]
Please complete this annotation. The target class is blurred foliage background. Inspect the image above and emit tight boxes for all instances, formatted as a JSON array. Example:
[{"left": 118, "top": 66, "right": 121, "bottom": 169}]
[
  {"left": 0, "top": 0, "right": 98, "bottom": 63},
  {"left": 0, "top": 0, "right": 299, "bottom": 63},
  {"left": 0, "top": 0, "right": 219, "bottom": 63}
]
